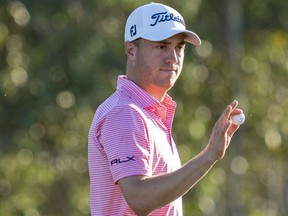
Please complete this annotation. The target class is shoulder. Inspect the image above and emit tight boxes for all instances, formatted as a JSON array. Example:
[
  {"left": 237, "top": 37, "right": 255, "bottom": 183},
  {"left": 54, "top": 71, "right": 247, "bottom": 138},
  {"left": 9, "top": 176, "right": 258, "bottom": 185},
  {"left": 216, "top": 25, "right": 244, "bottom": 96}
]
[{"left": 106, "top": 103, "right": 148, "bottom": 124}]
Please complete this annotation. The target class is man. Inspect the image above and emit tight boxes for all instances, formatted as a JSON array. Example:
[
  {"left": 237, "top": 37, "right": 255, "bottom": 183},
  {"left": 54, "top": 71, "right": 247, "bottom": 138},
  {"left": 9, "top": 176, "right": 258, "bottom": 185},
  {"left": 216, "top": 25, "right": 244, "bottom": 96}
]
[{"left": 88, "top": 2, "right": 244, "bottom": 216}]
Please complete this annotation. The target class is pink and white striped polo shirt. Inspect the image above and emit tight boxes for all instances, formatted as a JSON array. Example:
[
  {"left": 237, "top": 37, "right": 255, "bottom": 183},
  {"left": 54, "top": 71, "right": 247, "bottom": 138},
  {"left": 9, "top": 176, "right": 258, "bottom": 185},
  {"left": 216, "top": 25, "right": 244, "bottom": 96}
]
[{"left": 88, "top": 75, "right": 182, "bottom": 215}]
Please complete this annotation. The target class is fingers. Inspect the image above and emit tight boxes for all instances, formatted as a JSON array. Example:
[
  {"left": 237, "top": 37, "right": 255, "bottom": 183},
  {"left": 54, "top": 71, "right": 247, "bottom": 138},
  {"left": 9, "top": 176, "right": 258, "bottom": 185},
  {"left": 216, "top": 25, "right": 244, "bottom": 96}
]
[
  {"left": 230, "top": 100, "right": 238, "bottom": 110},
  {"left": 219, "top": 102, "right": 234, "bottom": 128},
  {"left": 207, "top": 100, "right": 243, "bottom": 160},
  {"left": 229, "top": 100, "right": 245, "bottom": 116},
  {"left": 227, "top": 123, "right": 240, "bottom": 137},
  {"left": 217, "top": 100, "right": 242, "bottom": 141},
  {"left": 226, "top": 100, "right": 244, "bottom": 137}
]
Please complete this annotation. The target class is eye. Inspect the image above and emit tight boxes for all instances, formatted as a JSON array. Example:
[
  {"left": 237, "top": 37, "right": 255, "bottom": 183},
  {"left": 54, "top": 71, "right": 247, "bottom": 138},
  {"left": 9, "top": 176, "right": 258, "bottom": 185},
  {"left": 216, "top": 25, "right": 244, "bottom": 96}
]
[
  {"left": 176, "top": 45, "right": 185, "bottom": 51},
  {"left": 157, "top": 45, "right": 166, "bottom": 50}
]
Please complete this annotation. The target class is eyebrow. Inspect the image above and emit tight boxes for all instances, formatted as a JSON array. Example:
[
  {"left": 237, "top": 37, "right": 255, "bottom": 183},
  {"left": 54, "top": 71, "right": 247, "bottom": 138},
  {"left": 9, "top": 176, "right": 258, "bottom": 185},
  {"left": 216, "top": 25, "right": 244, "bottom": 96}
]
[{"left": 156, "top": 40, "right": 186, "bottom": 46}]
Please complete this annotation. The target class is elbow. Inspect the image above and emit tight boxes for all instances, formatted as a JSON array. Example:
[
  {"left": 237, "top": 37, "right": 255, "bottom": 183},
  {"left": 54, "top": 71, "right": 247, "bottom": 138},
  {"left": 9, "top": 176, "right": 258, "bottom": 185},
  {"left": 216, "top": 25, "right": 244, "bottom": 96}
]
[
  {"left": 126, "top": 199, "right": 152, "bottom": 216},
  {"left": 119, "top": 176, "right": 156, "bottom": 215}
]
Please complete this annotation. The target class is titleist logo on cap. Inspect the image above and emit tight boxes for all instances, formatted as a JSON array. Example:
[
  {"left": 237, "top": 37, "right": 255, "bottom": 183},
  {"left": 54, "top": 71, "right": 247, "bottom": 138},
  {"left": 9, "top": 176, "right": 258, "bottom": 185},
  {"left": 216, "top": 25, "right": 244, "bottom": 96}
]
[{"left": 150, "top": 12, "right": 185, "bottom": 27}]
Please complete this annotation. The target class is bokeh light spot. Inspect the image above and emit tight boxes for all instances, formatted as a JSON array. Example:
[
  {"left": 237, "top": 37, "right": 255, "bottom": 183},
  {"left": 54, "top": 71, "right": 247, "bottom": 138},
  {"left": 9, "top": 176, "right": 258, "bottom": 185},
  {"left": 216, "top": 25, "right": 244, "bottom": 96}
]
[
  {"left": 56, "top": 91, "right": 75, "bottom": 109},
  {"left": 231, "top": 156, "right": 249, "bottom": 175},
  {"left": 9, "top": 1, "right": 31, "bottom": 26},
  {"left": 17, "top": 149, "right": 33, "bottom": 166},
  {"left": 11, "top": 67, "right": 28, "bottom": 86}
]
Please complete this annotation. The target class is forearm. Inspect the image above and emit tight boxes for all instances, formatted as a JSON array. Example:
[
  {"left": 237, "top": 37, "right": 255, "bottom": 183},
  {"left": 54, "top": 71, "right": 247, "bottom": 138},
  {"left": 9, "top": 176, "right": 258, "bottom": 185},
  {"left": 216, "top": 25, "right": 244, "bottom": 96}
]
[{"left": 118, "top": 148, "right": 218, "bottom": 215}]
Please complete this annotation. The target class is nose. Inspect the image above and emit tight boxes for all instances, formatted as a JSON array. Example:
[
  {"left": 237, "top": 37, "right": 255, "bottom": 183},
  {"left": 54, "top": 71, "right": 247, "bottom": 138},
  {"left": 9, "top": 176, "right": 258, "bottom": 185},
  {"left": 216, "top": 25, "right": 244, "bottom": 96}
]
[{"left": 165, "top": 49, "right": 178, "bottom": 64}]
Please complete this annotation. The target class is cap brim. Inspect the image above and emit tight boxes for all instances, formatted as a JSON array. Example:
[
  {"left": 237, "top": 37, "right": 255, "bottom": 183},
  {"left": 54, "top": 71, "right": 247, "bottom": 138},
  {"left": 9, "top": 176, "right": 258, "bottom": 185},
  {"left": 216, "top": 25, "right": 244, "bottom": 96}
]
[{"left": 141, "top": 28, "right": 201, "bottom": 46}]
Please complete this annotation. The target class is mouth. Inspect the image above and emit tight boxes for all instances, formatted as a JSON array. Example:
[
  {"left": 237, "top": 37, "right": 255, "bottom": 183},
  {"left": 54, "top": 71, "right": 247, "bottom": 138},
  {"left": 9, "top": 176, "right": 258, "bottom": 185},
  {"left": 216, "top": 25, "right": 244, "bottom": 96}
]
[{"left": 161, "top": 68, "right": 178, "bottom": 73}]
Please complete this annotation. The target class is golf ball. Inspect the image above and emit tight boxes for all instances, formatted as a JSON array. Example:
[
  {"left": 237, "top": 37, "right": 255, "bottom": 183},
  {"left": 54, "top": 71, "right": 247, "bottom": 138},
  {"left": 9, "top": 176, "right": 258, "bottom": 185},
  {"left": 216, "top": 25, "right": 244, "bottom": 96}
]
[{"left": 231, "top": 113, "right": 245, "bottom": 125}]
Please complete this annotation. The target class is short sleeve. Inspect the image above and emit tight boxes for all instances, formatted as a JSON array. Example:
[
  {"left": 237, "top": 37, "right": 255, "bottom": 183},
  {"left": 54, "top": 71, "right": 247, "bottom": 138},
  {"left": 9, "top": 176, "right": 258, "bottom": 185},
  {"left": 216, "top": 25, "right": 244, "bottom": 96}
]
[{"left": 100, "top": 104, "right": 152, "bottom": 183}]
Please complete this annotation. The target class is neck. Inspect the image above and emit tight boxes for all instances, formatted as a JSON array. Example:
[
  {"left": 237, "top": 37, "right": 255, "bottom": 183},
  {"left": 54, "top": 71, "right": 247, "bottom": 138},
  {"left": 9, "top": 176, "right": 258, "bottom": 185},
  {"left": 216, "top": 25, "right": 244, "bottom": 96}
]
[
  {"left": 145, "top": 87, "right": 167, "bottom": 102},
  {"left": 126, "top": 74, "right": 167, "bottom": 102}
]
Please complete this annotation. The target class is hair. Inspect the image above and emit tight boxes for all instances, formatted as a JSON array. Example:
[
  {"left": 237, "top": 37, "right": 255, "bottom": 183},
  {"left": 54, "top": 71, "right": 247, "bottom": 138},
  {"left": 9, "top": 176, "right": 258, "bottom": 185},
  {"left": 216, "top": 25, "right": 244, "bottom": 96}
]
[{"left": 131, "top": 38, "right": 141, "bottom": 47}]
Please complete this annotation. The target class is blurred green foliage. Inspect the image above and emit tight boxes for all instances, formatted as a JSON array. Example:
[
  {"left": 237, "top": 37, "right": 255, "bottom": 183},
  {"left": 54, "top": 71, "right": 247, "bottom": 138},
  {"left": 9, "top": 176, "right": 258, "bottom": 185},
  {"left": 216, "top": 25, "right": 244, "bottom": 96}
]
[{"left": 0, "top": 0, "right": 288, "bottom": 215}]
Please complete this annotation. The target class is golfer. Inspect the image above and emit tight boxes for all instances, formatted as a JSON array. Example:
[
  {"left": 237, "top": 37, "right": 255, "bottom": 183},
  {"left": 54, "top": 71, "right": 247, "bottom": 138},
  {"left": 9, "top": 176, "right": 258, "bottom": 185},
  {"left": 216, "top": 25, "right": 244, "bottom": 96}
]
[{"left": 88, "top": 2, "right": 244, "bottom": 215}]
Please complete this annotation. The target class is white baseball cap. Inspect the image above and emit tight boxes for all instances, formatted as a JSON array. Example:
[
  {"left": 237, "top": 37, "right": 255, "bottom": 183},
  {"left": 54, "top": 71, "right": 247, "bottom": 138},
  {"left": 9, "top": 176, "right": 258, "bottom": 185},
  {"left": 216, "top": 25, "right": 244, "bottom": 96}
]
[{"left": 124, "top": 2, "right": 201, "bottom": 46}]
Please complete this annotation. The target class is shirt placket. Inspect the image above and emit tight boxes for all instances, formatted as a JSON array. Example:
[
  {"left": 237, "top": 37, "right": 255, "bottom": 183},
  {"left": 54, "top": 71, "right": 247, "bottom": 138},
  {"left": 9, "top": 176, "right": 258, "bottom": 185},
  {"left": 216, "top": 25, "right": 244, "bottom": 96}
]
[{"left": 147, "top": 104, "right": 175, "bottom": 154}]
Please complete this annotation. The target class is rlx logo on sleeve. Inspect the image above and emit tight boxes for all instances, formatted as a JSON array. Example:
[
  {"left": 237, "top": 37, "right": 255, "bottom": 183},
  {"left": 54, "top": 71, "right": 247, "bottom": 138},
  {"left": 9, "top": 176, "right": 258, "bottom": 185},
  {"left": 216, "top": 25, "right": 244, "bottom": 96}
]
[{"left": 110, "top": 156, "right": 136, "bottom": 166}]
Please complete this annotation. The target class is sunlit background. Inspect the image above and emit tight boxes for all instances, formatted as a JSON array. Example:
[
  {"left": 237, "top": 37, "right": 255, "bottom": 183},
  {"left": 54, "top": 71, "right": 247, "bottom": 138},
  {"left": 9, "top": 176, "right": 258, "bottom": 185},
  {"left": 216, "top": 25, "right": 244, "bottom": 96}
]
[{"left": 1, "top": 0, "right": 288, "bottom": 215}]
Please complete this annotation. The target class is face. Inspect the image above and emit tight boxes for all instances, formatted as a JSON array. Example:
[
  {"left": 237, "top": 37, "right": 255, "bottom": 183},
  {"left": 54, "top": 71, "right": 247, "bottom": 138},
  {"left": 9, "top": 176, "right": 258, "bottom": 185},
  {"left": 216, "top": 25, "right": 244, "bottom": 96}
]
[{"left": 126, "top": 33, "right": 186, "bottom": 99}]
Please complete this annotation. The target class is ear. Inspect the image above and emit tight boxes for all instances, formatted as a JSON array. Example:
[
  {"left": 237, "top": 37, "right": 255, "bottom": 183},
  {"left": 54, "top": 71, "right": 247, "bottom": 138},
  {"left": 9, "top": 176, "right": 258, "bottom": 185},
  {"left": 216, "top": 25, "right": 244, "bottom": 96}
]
[{"left": 124, "top": 42, "right": 137, "bottom": 60}]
